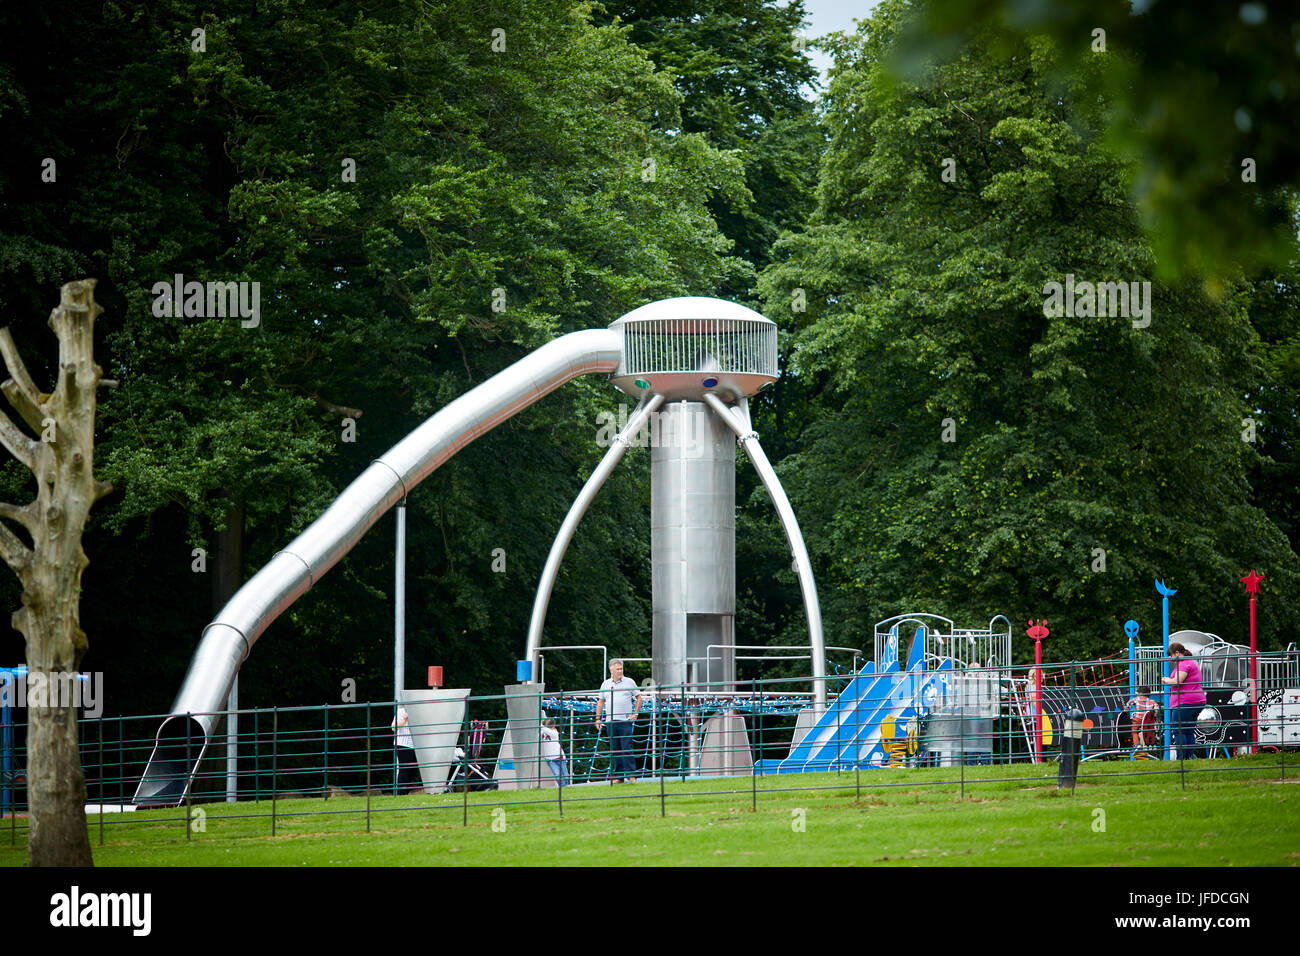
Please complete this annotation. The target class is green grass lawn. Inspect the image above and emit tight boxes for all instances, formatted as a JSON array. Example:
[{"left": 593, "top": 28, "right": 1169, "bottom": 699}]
[{"left": 2, "top": 756, "right": 1296, "bottom": 866}]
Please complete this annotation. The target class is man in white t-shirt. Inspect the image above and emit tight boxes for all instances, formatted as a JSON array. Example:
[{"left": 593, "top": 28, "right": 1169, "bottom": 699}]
[{"left": 595, "top": 659, "right": 642, "bottom": 783}]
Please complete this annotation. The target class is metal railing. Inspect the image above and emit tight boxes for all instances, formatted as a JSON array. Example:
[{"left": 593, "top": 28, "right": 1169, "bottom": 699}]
[
  {"left": 0, "top": 656, "right": 1294, "bottom": 848},
  {"left": 616, "top": 317, "right": 778, "bottom": 378}
]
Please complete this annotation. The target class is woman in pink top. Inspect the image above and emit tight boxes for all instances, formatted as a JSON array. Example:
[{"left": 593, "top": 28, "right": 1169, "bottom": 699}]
[{"left": 1162, "top": 642, "right": 1208, "bottom": 759}]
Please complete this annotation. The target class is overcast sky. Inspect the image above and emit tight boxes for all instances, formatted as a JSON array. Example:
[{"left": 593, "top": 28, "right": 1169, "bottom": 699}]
[{"left": 796, "top": 0, "right": 883, "bottom": 95}]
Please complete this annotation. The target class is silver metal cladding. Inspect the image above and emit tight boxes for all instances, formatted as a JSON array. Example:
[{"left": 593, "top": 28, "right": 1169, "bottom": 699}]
[{"left": 651, "top": 401, "right": 736, "bottom": 689}]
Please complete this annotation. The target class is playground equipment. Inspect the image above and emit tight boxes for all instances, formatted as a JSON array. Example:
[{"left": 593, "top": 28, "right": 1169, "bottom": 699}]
[
  {"left": 136, "top": 297, "right": 826, "bottom": 805},
  {"left": 522, "top": 299, "right": 822, "bottom": 694},
  {"left": 500, "top": 613, "right": 1006, "bottom": 783},
  {"left": 1023, "top": 600, "right": 1300, "bottom": 763},
  {"left": 755, "top": 613, "right": 1010, "bottom": 773}
]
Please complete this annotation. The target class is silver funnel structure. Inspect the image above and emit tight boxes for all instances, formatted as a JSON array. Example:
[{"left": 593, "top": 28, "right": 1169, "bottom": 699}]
[{"left": 138, "top": 297, "right": 823, "bottom": 805}]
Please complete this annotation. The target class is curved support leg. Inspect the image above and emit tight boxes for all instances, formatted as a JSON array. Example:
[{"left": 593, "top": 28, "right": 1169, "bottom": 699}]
[
  {"left": 702, "top": 393, "right": 826, "bottom": 709},
  {"left": 525, "top": 393, "right": 665, "bottom": 674}
]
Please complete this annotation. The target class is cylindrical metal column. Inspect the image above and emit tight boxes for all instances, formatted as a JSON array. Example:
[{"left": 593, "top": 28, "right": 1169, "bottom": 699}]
[
  {"left": 395, "top": 498, "right": 407, "bottom": 699},
  {"left": 651, "top": 401, "right": 735, "bottom": 691},
  {"left": 225, "top": 676, "right": 237, "bottom": 803}
]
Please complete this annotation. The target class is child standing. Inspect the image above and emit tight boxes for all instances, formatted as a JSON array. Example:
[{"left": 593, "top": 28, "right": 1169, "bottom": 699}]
[
  {"left": 1125, "top": 686, "right": 1159, "bottom": 748},
  {"left": 540, "top": 717, "right": 568, "bottom": 788}
]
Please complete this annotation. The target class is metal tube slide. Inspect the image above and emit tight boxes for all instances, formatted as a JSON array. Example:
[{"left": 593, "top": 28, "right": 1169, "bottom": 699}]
[
  {"left": 703, "top": 393, "right": 826, "bottom": 708},
  {"left": 135, "top": 328, "right": 621, "bottom": 805},
  {"left": 525, "top": 392, "right": 665, "bottom": 672}
]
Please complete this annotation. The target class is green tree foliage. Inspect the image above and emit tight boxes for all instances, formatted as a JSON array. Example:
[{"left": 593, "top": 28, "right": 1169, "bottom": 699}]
[
  {"left": 588, "top": 1, "right": 832, "bottom": 678},
  {"left": 758, "top": 0, "right": 1300, "bottom": 662},
  {"left": 0, "top": 0, "right": 748, "bottom": 706},
  {"left": 596, "top": 0, "right": 825, "bottom": 298},
  {"left": 904, "top": 0, "right": 1300, "bottom": 281}
]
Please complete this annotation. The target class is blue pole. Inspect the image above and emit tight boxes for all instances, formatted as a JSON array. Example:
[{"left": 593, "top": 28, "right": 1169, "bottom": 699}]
[
  {"left": 1, "top": 671, "right": 9, "bottom": 817},
  {"left": 1125, "top": 621, "right": 1139, "bottom": 761},
  {"left": 1127, "top": 631, "right": 1136, "bottom": 707},
  {"left": 1156, "top": 580, "right": 1177, "bottom": 760}
]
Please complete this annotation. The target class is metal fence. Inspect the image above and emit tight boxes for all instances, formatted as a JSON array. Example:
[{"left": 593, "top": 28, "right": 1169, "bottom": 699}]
[{"left": 1, "top": 656, "right": 1296, "bottom": 847}]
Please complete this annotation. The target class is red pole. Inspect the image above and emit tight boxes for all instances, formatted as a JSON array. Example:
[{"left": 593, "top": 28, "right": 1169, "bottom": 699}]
[
  {"left": 1027, "top": 620, "right": 1049, "bottom": 764},
  {"left": 1035, "top": 637, "right": 1042, "bottom": 763},
  {"left": 1241, "top": 571, "right": 1263, "bottom": 753}
]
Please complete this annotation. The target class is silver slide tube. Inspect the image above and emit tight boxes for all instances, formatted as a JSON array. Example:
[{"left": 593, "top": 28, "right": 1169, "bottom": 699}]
[
  {"left": 525, "top": 392, "right": 665, "bottom": 674},
  {"left": 136, "top": 329, "right": 621, "bottom": 804},
  {"left": 703, "top": 393, "right": 826, "bottom": 708}
]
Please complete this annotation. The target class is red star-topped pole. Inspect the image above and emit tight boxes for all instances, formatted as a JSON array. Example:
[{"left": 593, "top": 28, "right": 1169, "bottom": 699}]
[
  {"left": 1027, "top": 620, "right": 1050, "bottom": 764},
  {"left": 1241, "top": 570, "right": 1263, "bottom": 752}
]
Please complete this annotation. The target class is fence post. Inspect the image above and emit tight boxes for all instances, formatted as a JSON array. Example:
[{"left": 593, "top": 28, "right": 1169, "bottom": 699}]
[
  {"left": 271, "top": 707, "right": 278, "bottom": 836},
  {"left": 835, "top": 673, "right": 841, "bottom": 775},
  {"left": 659, "top": 718, "right": 666, "bottom": 820},
  {"left": 751, "top": 723, "right": 757, "bottom": 813},
  {"left": 960, "top": 686, "right": 965, "bottom": 800},
  {"left": 8, "top": 705, "right": 16, "bottom": 842},
  {"left": 854, "top": 658, "right": 861, "bottom": 800},
  {"left": 1070, "top": 663, "right": 1078, "bottom": 774},
  {"left": 650, "top": 686, "right": 657, "bottom": 778},
  {"left": 98, "top": 717, "right": 104, "bottom": 846},
  {"left": 556, "top": 688, "right": 564, "bottom": 820},
  {"left": 185, "top": 714, "right": 192, "bottom": 842},
  {"left": 1179, "top": 700, "right": 1186, "bottom": 791},
  {"left": 323, "top": 702, "right": 329, "bottom": 800},
  {"left": 365, "top": 702, "right": 372, "bottom": 834},
  {"left": 680, "top": 678, "right": 687, "bottom": 798}
]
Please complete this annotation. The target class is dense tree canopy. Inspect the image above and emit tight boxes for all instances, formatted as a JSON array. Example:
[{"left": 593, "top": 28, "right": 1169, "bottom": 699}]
[
  {"left": 595, "top": 0, "right": 824, "bottom": 298},
  {"left": 0, "top": 0, "right": 1294, "bottom": 721},
  {"left": 906, "top": 0, "right": 1300, "bottom": 281},
  {"left": 0, "top": 0, "right": 754, "bottom": 709},
  {"left": 757, "top": 0, "right": 1300, "bottom": 661}
]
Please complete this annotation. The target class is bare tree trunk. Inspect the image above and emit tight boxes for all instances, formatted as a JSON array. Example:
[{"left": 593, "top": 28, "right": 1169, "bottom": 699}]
[
  {"left": 0, "top": 279, "right": 112, "bottom": 867},
  {"left": 213, "top": 502, "right": 244, "bottom": 616}
]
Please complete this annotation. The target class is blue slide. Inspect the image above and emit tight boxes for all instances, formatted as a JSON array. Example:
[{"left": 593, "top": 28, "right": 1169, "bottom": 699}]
[{"left": 756, "top": 629, "right": 953, "bottom": 774}]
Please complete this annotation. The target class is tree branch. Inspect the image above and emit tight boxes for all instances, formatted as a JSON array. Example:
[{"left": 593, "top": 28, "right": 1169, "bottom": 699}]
[
  {"left": 0, "top": 329, "right": 42, "bottom": 407},
  {"left": 2, "top": 378, "right": 45, "bottom": 432},
  {"left": 309, "top": 393, "right": 363, "bottom": 419},
  {"left": 0, "top": 407, "right": 37, "bottom": 469},
  {"left": 281, "top": 383, "right": 363, "bottom": 419},
  {"left": 0, "top": 500, "right": 36, "bottom": 533},
  {"left": 0, "top": 517, "right": 31, "bottom": 573}
]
